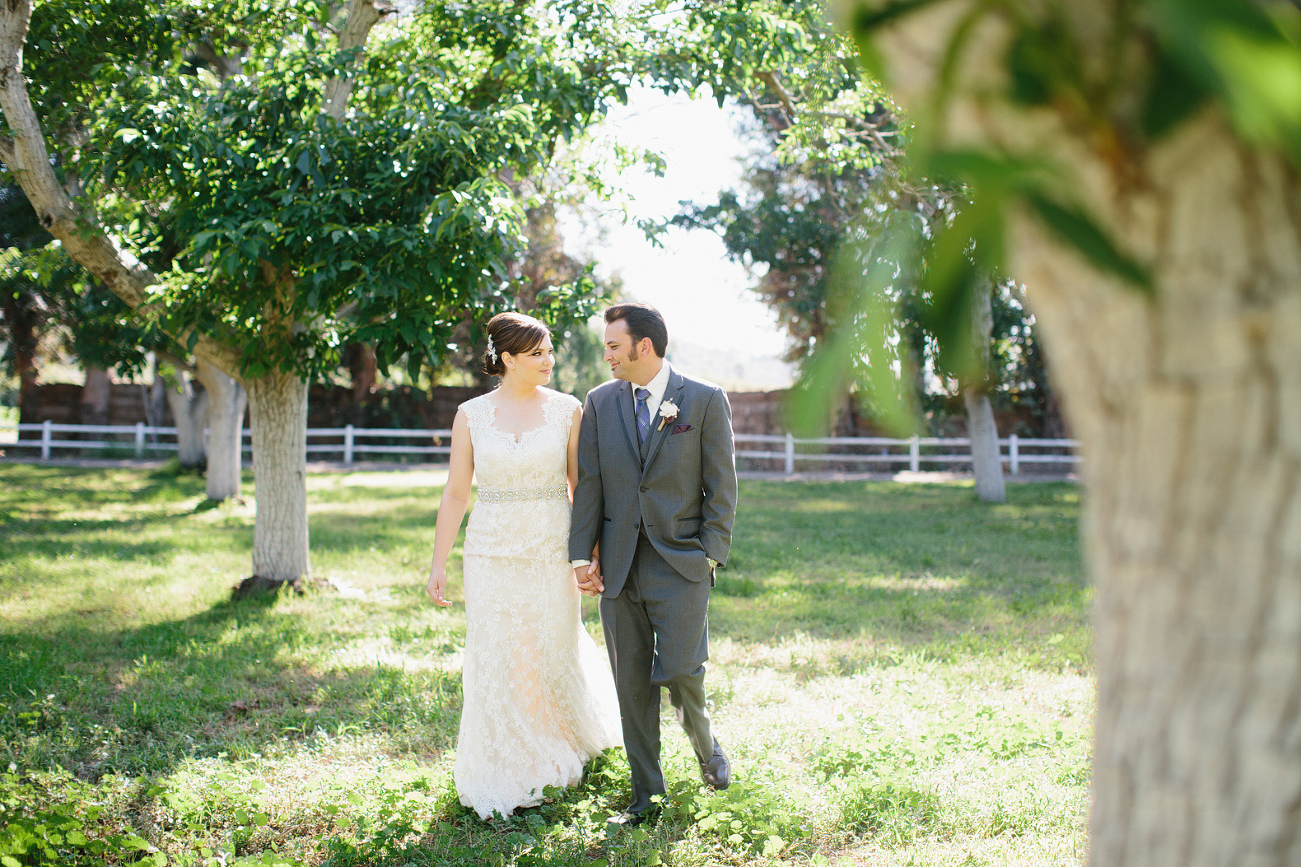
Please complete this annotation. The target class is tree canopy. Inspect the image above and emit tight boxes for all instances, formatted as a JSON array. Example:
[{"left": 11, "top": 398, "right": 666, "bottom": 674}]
[{"left": 0, "top": 0, "right": 848, "bottom": 582}]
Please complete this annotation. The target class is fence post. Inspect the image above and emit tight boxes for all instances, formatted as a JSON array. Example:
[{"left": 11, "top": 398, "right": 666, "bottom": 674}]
[
  {"left": 784, "top": 432, "right": 794, "bottom": 475},
  {"left": 344, "top": 424, "right": 354, "bottom": 464},
  {"left": 909, "top": 435, "right": 920, "bottom": 472},
  {"left": 135, "top": 422, "right": 145, "bottom": 458},
  {"left": 1009, "top": 433, "right": 1019, "bottom": 475},
  {"left": 41, "top": 419, "right": 51, "bottom": 460}
]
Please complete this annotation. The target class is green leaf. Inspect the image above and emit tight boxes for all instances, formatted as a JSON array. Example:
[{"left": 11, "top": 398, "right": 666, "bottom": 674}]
[
  {"left": 1141, "top": 49, "right": 1212, "bottom": 138},
  {"left": 852, "top": 0, "right": 946, "bottom": 33},
  {"left": 789, "top": 223, "right": 923, "bottom": 438},
  {"left": 1025, "top": 193, "right": 1152, "bottom": 291}
]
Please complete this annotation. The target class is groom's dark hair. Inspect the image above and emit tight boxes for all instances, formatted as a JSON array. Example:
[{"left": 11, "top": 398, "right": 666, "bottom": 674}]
[{"left": 605, "top": 303, "right": 667, "bottom": 358}]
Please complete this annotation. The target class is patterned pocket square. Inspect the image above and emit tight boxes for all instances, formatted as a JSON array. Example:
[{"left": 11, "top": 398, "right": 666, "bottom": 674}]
[{"left": 671, "top": 424, "right": 694, "bottom": 435}]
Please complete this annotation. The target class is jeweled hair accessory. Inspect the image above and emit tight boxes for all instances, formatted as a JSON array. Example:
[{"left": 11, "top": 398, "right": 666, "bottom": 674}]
[{"left": 487, "top": 334, "right": 498, "bottom": 364}]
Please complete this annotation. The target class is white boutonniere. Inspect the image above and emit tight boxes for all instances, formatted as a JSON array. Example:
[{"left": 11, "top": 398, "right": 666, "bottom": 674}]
[{"left": 656, "top": 401, "right": 680, "bottom": 431}]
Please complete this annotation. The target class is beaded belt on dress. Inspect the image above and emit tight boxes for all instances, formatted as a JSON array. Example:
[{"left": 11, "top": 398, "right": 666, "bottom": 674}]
[{"left": 476, "top": 484, "right": 569, "bottom": 504}]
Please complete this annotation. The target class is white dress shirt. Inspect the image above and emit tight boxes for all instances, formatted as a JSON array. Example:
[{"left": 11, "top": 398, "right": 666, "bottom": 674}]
[{"left": 632, "top": 360, "right": 673, "bottom": 429}]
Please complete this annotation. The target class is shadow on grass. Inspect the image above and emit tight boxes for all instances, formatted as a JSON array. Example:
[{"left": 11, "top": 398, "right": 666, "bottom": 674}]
[
  {"left": 0, "top": 464, "right": 209, "bottom": 508},
  {"left": 0, "top": 592, "right": 463, "bottom": 780},
  {"left": 0, "top": 466, "right": 1086, "bottom": 786}
]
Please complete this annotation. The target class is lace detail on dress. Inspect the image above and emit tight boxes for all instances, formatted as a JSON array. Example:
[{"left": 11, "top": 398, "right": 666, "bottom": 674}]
[
  {"left": 454, "top": 388, "right": 620, "bottom": 820},
  {"left": 461, "top": 390, "right": 578, "bottom": 560}
]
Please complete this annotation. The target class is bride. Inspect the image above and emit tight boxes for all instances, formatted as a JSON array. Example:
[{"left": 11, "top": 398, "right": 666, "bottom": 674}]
[{"left": 426, "top": 311, "right": 622, "bottom": 820}]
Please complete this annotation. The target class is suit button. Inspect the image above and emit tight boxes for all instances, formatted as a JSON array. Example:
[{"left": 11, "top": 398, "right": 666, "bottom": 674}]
[{"left": 639, "top": 485, "right": 647, "bottom": 492}]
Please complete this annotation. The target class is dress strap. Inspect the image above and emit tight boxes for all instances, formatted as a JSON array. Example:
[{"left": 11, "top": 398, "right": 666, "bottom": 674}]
[
  {"left": 542, "top": 390, "right": 581, "bottom": 431},
  {"left": 460, "top": 395, "right": 494, "bottom": 441}
]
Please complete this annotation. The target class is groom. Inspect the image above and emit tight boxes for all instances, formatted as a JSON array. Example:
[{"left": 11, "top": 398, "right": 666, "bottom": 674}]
[{"left": 569, "top": 302, "right": 739, "bottom": 825}]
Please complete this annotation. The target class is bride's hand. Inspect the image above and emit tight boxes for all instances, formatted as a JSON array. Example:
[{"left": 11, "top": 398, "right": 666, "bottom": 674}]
[
  {"left": 586, "top": 557, "right": 604, "bottom": 596},
  {"left": 426, "top": 567, "right": 452, "bottom": 607},
  {"left": 574, "top": 559, "right": 604, "bottom": 596}
]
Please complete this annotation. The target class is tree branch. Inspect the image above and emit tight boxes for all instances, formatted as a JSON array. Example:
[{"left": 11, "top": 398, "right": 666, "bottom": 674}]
[
  {"left": 0, "top": 0, "right": 240, "bottom": 376},
  {"left": 322, "top": 0, "right": 394, "bottom": 121},
  {"left": 756, "top": 71, "right": 798, "bottom": 124},
  {"left": 754, "top": 69, "right": 903, "bottom": 158}
]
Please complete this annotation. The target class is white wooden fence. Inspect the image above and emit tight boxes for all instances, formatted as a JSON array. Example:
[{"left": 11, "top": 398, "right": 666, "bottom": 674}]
[
  {"left": 0, "top": 421, "right": 1079, "bottom": 475},
  {"left": 734, "top": 433, "right": 1078, "bottom": 475}
]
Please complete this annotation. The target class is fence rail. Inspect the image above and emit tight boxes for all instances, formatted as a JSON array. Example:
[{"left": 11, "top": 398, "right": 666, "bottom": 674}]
[
  {"left": 733, "top": 433, "right": 1079, "bottom": 475},
  {"left": 0, "top": 421, "right": 1078, "bottom": 474}
]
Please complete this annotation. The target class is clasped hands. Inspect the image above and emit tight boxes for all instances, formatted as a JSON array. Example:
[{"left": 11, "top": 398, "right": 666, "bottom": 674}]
[{"left": 574, "top": 557, "right": 603, "bottom": 597}]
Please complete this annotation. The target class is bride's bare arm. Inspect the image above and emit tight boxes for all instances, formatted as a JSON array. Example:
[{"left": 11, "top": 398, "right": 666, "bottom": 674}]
[
  {"left": 566, "top": 403, "right": 603, "bottom": 592},
  {"left": 566, "top": 404, "right": 582, "bottom": 496},
  {"left": 427, "top": 409, "right": 474, "bottom": 606}
]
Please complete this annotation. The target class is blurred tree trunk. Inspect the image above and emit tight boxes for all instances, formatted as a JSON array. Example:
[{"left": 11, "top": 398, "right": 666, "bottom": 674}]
[
  {"left": 963, "top": 275, "right": 1005, "bottom": 502},
  {"left": 198, "top": 359, "right": 246, "bottom": 502},
  {"left": 79, "top": 366, "right": 110, "bottom": 425},
  {"left": 963, "top": 389, "right": 1004, "bottom": 499},
  {"left": 347, "top": 342, "right": 377, "bottom": 403},
  {"left": 878, "top": 6, "right": 1301, "bottom": 862},
  {"left": 1013, "top": 121, "right": 1301, "bottom": 866},
  {"left": 2, "top": 288, "right": 40, "bottom": 408},
  {"left": 346, "top": 342, "right": 377, "bottom": 426},
  {"left": 162, "top": 368, "right": 208, "bottom": 469}
]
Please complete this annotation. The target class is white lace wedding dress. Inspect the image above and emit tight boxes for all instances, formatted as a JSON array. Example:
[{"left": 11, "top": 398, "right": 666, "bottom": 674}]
[{"left": 454, "top": 388, "right": 622, "bottom": 820}]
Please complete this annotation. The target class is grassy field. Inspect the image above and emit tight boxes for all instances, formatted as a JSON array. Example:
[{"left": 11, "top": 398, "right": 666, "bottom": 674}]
[{"left": 0, "top": 463, "right": 1091, "bottom": 866}]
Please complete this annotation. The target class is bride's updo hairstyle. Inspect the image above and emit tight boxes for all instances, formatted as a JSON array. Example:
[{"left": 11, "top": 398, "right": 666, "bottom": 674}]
[{"left": 483, "top": 311, "right": 550, "bottom": 377}]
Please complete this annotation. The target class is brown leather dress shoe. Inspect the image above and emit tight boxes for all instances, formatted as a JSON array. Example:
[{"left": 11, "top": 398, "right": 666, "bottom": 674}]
[{"left": 699, "top": 738, "right": 730, "bottom": 790}]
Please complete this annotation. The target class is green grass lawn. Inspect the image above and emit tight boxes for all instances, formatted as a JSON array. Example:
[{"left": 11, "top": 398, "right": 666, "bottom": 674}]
[{"left": 0, "top": 464, "right": 1091, "bottom": 866}]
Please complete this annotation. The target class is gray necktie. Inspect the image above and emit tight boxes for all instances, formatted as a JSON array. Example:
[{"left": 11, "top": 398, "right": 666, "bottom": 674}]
[{"left": 635, "top": 387, "right": 651, "bottom": 443}]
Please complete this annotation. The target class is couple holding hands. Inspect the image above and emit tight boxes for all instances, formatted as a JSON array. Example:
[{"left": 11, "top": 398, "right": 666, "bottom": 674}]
[{"left": 425, "top": 302, "right": 738, "bottom": 825}]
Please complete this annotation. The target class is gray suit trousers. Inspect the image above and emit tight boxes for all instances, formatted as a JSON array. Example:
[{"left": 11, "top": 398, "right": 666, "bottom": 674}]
[{"left": 600, "top": 533, "right": 713, "bottom": 814}]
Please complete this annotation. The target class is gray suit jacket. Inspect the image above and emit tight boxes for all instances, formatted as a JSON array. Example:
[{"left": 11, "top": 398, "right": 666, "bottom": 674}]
[{"left": 569, "top": 366, "right": 738, "bottom": 597}]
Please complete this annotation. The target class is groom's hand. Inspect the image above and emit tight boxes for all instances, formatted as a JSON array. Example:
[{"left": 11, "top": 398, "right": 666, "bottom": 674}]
[{"left": 574, "top": 562, "right": 604, "bottom": 597}]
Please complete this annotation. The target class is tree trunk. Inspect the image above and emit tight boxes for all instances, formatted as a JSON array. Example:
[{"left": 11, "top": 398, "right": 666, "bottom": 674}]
[
  {"left": 347, "top": 342, "right": 377, "bottom": 424},
  {"left": 142, "top": 357, "right": 167, "bottom": 451},
  {"left": 245, "top": 370, "right": 309, "bottom": 585},
  {"left": 964, "top": 275, "right": 1005, "bottom": 502},
  {"left": 163, "top": 369, "right": 209, "bottom": 469},
  {"left": 2, "top": 288, "right": 40, "bottom": 409},
  {"left": 963, "top": 388, "right": 1004, "bottom": 502},
  {"left": 79, "top": 366, "right": 110, "bottom": 425},
  {"left": 874, "top": 8, "right": 1301, "bottom": 864},
  {"left": 1009, "top": 118, "right": 1301, "bottom": 865},
  {"left": 197, "top": 359, "right": 246, "bottom": 502},
  {"left": 322, "top": 0, "right": 388, "bottom": 119}
]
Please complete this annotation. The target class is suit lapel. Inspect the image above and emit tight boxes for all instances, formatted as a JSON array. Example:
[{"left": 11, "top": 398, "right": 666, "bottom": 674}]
[
  {"left": 642, "top": 369, "right": 685, "bottom": 472},
  {"left": 613, "top": 380, "right": 640, "bottom": 461}
]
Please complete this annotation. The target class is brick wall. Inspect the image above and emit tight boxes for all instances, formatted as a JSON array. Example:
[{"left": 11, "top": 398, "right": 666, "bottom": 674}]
[
  {"left": 18, "top": 381, "right": 1057, "bottom": 439},
  {"left": 19, "top": 382, "right": 167, "bottom": 427}
]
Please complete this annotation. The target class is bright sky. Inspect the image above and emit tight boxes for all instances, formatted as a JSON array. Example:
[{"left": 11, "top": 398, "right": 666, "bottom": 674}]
[{"left": 562, "top": 87, "right": 794, "bottom": 377}]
